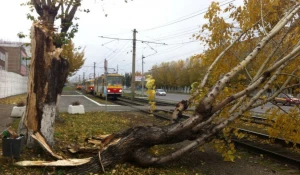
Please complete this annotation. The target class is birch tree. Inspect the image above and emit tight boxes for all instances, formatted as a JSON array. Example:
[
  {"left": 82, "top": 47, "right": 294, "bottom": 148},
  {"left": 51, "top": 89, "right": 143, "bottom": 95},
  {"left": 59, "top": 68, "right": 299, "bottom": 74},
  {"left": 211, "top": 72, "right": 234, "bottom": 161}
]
[{"left": 67, "top": 1, "right": 300, "bottom": 173}]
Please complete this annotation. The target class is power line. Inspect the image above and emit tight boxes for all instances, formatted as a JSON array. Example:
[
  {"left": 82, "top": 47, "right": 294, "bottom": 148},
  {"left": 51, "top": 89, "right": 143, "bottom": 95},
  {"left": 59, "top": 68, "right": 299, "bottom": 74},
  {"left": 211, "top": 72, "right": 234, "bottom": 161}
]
[
  {"left": 99, "top": 36, "right": 167, "bottom": 45},
  {"left": 139, "top": 0, "right": 235, "bottom": 32}
]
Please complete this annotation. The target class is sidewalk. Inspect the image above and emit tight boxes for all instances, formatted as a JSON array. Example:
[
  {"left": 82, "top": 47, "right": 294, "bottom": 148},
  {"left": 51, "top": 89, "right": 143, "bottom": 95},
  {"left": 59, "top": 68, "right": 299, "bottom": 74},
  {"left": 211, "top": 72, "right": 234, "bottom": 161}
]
[{"left": 0, "top": 104, "right": 14, "bottom": 133}]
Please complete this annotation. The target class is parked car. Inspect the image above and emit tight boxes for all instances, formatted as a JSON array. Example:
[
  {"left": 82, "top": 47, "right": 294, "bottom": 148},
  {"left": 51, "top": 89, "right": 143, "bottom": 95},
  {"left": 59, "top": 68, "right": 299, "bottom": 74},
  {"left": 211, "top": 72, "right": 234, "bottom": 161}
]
[
  {"left": 274, "top": 93, "right": 300, "bottom": 106},
  {"left": 156, "top": 89, "right": 167, "bottom": 96}
]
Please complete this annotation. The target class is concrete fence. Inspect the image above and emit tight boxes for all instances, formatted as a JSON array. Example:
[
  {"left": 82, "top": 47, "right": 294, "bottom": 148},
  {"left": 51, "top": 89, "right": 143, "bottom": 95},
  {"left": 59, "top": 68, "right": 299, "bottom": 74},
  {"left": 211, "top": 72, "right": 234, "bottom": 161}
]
[{"left": 0, "top": 70, "right": 28, "bottom": 98}]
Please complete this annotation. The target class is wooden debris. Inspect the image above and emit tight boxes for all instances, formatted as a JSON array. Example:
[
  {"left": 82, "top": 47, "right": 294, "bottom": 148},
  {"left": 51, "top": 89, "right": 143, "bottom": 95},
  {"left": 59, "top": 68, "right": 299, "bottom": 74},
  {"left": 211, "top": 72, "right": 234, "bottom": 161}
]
[
  {"left": 15, "top": 157, "right": 92, "bottom": 167},
  {"left": 67, "top": 146, "right": 99, "bottom": 154},
  {"left": 7, "top": 126, "right": 19, "bottom": 139},
  {"left": 31, "top": 132, "right": 63, "bottom": 160},
  {"left": 87, "top": 139, "right": 103, "bottom": 145},
  {"left": 92, "top": 134, "right": 111, "bottom": 140}
]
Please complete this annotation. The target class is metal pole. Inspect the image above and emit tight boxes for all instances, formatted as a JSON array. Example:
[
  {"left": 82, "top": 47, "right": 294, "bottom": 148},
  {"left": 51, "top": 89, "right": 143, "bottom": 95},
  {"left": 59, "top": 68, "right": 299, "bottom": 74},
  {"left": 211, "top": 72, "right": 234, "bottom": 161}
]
[
  {"left": 131, "top": 29, "right": 137, "bottom": 101},
  {"left": 141, "top": 55, "right": 145, "bottom": 97},
  {"left": 105, "top": 59, "right": 108, "bottom": 111},
  {"left": 94, "top": 62, "right": 96, "bottom": 80}
]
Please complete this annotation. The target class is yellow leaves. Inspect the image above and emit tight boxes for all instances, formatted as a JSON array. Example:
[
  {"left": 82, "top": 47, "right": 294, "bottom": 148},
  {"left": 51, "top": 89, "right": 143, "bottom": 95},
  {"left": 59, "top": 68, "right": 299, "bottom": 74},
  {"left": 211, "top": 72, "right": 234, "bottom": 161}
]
[
  {"left": 266, "top": 107, "right": 300, "bottom": 144},
  {"left": 149, "top": 101, "right": 156, "bottom": 112},
  {"left": 145, "top": 75, "right": 156, "bottom": 113},
  {"left": 213, "top": 139, "right": 236, "bottom": 162},
  {"left": 146, "top": 90, "right": 156, "bottom": 101},
  {"left": 237, "top": 74, "right": 247, "bottom": 81},
  {"left": 223, "top": 150, "right": 235, "bottom": 162},
  {"left": 61, "top": 40, "right": 85, "bottom": 76},
  {"left": 145, "top": 75, "right": 155, "bottom": 90},
  {"left": 233, "top": 128, "right": 245, "bottom": 139},
  {"left": 190, "top": 82, "right": 199, "bottom": 93},
  {"left": 224, "top": 87, "right": 229, "bottom": 93},
  {"left": 222, "top": 127, "right": 232, "bottom": 138}
]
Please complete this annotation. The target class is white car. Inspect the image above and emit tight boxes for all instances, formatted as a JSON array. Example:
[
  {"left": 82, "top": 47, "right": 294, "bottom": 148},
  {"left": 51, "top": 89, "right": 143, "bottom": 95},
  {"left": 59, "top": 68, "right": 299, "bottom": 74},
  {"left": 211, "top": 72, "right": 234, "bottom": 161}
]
[{"left": 156, "top": 89, "right": 166, "bottom": 96}]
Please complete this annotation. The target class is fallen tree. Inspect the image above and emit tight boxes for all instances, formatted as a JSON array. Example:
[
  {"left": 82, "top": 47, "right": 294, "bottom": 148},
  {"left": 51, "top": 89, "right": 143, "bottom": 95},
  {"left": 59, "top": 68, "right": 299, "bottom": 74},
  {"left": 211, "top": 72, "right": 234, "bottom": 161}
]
[
  {"left": 16, "top": 0, "right": 300, "bottom": 174},
  {"left": 68, "top": 1, "right": 300, "bottom": 173}
]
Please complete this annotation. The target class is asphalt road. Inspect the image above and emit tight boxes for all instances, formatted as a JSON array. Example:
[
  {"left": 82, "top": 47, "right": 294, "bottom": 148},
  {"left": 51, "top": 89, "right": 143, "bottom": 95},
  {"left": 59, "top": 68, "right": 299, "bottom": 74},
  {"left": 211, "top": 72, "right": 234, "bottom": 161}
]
[
  {"left": 59, "top": 91, "right": 133, "bottom": 112},
  {"left": 127, "top": 90, "right": 297, "bottom": 114}
]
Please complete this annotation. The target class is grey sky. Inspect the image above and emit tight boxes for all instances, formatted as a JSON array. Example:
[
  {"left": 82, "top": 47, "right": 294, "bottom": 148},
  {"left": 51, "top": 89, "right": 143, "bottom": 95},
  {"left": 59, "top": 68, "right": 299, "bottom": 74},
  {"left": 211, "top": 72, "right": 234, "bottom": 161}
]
[{"left": 0, "top": 0, "right": 243, "bottom": 81}]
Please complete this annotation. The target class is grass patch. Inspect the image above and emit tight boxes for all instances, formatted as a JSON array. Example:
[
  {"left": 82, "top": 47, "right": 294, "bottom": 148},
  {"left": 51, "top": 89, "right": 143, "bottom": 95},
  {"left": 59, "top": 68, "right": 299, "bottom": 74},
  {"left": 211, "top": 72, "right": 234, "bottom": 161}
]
[
  {"left": 0, "top": 111, "right": 176, "bottom": 174},
  {"left": 1, "top": 111, "right": 298, "bottom": 174},
  {"left": 63, "top": 85, "right": 75, "bottom": 91},
  {"left": 0, "top": 94, "right": 27, "bottom": 105}
]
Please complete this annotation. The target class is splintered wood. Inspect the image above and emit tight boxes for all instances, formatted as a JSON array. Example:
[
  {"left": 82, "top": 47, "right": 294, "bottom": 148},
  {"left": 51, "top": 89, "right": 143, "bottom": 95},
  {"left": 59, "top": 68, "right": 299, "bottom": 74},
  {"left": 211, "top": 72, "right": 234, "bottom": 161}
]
[{"left": 15, "top": 158, "right": 92, "bottom": 166}]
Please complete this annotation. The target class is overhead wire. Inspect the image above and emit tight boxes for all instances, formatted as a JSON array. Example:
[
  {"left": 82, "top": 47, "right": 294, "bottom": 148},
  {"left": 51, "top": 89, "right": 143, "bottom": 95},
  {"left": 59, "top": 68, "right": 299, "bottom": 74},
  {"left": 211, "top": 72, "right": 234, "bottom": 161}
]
[{"left": 139, "top": 0, "right": 235, "bottom": 32}]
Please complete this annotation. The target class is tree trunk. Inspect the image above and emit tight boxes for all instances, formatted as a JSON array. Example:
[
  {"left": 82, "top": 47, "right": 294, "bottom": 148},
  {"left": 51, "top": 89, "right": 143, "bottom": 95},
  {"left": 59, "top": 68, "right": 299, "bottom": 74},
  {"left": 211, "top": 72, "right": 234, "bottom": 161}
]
[
  {"left": 18, "top": 23, "right": 69, "bottom": 147},
  {"left": 68, "top": 122, "right": 207, "bottom": 174}
]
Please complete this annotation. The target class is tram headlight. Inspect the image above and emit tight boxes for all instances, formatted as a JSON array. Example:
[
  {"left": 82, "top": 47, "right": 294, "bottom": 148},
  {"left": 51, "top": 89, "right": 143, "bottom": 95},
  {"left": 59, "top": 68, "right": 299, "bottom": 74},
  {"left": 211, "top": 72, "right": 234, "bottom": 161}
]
[
  {"left": 119, "top": 90, "right": 122, "bottom": 92},
  {"left": 107, "top": 90, "right": 110, "bottom": 92}
]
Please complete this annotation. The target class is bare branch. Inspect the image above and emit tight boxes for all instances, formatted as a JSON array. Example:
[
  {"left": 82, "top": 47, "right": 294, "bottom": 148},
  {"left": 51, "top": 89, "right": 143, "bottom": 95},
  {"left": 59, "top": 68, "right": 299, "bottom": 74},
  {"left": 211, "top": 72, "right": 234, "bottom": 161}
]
[
  {"left": 41, "top": 0, "right": 46, "bottom": 6},
  {"left": 277, "top": 73, "right": 300, "bottom": 79},
  {"left": 251, "top": 67, "right": 299, "bottom": 109},
  {"left": 61, "top": 0, "right": 80, "bottom": 33},
  {"left": 199, "top": 33, "right": 245, "bottom": 89},
  {"left": 260, "top": 0, "right": 268, "bottom": 35},
  {"left": 60, "top": 0, "right": 64, "bottom": 16},
  {"left": 211, "top": 70, "right": 269, "bottom": 113},
  {"left": 66, "top": 0, "right": 74, "bottom": 14},
  {"left": 266, "top": 45, "right": 300, "bottom": 73},
  {"left": 31, "top": 0, "right": 43, "bottom": 16}
]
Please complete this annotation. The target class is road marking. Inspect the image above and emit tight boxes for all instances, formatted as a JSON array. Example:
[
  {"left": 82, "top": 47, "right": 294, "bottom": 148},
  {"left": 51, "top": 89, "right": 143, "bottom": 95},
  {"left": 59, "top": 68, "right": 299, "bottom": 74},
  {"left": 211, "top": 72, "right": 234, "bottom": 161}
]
[
  {"left": 76, "top": 91, "right": 83, "bottom": 95},
  {"left": 61, "top": 94, "right": 119, "bottom": 107},
  {"left": 83, "top": 96, "right": 119, "bottom": 106}
]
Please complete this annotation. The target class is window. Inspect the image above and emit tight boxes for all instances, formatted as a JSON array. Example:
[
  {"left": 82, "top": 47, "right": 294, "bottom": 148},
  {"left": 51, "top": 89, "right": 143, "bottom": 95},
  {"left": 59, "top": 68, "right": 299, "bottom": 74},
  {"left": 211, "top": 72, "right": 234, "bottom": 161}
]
[{"left": 0, "top": 52, "right": 5, "bottom": 61}]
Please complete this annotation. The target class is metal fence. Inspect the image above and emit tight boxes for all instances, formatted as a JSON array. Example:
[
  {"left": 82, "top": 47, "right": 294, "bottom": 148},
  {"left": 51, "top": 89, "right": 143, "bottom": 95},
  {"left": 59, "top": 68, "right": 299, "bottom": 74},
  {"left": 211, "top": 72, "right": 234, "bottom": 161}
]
[{"left": 0, "top": 70, "right": 28, "bottom": 98}]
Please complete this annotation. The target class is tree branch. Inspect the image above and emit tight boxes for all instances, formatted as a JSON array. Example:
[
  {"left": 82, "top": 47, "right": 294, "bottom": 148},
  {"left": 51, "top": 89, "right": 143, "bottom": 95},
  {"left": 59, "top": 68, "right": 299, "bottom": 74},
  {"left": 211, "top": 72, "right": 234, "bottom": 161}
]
[
  {"left": 31, "top": 0, "right": 43, "bottom": 16},
  {"left": 212, "top": 62, "right": 288, "bottom": 133},
  {"left": 60, "top": 0, "right": 80, "bottom": 33},
  {"left": 66, "top": 0, "right": 74, "bottom": 14},
  {"left": 47, "top": 0, "right": 51, "bottom": 6},
  {"left": 198, "top": 4, "right": 300, "bottom": 112},
  {"left": 41, "top": 0, "right": 46, "bottom": 6},
  {"left": 60, "top": 0, "right": 64, "bottom": 16},
  {"left": 229, "top": 31, "right": 292, "bottom": 113},
  {"left": 250, "top": 68, "right": 299, "bottom": 109}
]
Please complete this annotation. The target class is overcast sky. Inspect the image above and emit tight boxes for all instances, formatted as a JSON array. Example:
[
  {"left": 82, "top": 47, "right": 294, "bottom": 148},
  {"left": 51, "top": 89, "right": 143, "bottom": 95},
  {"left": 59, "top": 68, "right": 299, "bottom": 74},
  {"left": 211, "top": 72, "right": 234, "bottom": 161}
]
[{"left": 0, "top": 0, "right": 243, "bottom": 81}]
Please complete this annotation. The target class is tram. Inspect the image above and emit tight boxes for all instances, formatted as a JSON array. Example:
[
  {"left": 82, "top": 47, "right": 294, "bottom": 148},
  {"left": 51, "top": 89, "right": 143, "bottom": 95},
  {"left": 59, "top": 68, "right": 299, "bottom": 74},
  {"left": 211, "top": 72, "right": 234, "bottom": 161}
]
[
  {"left": 82, "top": 79, "right": 94, "bottom": 94},
  {"left": 94, "top": 73, "right": 123, "bottom": 98}
]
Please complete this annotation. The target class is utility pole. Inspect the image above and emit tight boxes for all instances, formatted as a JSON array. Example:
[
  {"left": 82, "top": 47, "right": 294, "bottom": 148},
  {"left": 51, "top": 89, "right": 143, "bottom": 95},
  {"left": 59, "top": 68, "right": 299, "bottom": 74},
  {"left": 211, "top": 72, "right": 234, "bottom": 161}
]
[
  {"left": 141, "top": 55, "right": 145, "bottom": 97},
  {"left": 117, "top": 65, "right": 118, "bottom": 74},
  {"left": 99, "top": 31, "right": 166, "bottom": 101},
  {"left": 131, "top": 29, "right": 137, "bottom": 101},
  {"left": 83, "top": 72, "right": 85, "bottom": 83},
  {"left": 79, "top": 75, "right": 81, "bottom": 83},
  {"left": 94, "top": 62, "right": 96, "bottom": 80}
]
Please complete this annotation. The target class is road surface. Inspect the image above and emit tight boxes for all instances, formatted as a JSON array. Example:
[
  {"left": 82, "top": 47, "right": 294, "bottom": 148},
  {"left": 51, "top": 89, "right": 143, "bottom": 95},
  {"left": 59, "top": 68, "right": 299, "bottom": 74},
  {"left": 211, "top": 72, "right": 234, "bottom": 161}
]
[{"left": 126, "top": 90, "right": 297, "bottom": 114}]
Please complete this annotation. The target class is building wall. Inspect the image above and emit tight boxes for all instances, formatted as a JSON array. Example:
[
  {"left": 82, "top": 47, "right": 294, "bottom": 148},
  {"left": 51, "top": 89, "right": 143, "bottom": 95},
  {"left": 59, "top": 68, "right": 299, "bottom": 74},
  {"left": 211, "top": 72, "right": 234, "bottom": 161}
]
[
  {"left": 0, "top": 47, "right": 7, "bottom": 70},
  {"left": 0, "top": 69, "right": 28, "bottom": 98},
  {"left": 0, "top": 45, "right": 27, "bottom": 76}
]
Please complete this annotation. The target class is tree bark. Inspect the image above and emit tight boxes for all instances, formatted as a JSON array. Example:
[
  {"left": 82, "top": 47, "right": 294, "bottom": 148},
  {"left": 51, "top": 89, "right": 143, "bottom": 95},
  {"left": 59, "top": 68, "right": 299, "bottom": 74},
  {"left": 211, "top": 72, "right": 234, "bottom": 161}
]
[
  {"left": 68, "top": 120, "right": 209, "bottom": 174},
  {"left": 19, "top": 23, "right": 69, "bottom": 147}
]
